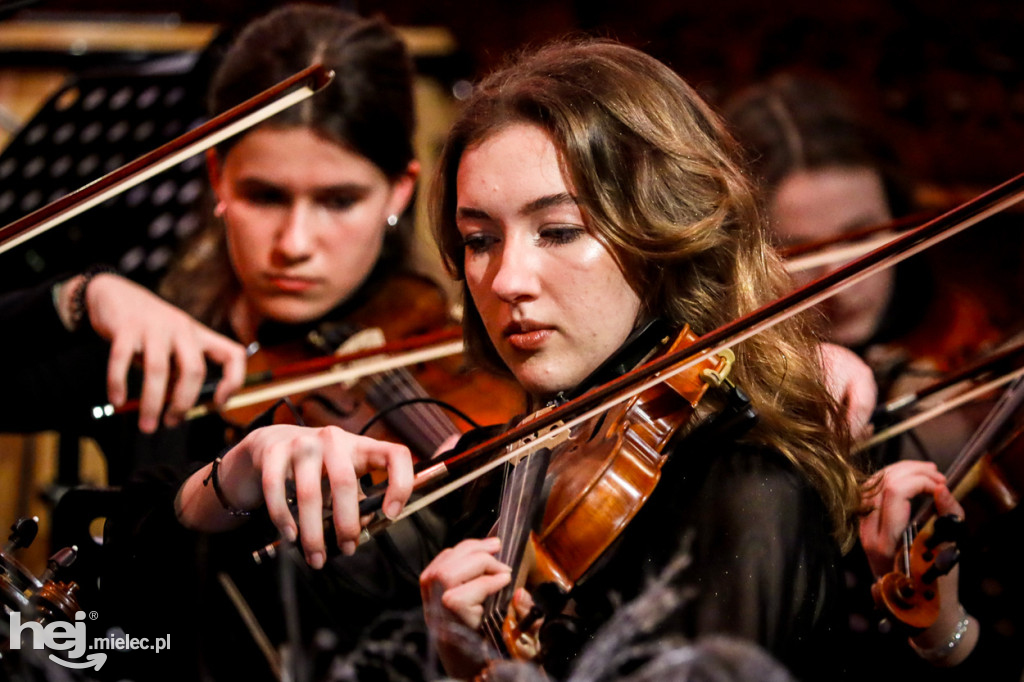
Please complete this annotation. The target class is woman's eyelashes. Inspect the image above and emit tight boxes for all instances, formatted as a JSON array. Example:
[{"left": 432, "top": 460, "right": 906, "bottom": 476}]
[
  {"left": 461, "top": 232, "right": 497, "bottom": 254},
  {"left": 537, "top": 225, "right": 584, "bottom": 246},
  {"left": 461, "top": 225, "right": 586, "bottom": 254}
]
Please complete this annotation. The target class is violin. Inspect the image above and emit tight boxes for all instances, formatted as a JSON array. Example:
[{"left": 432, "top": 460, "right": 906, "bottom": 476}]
[
  {"left": 479, "top": 324, "right": 739, "bottom": 662},
  {"left": 353, "top": 163, "right": 1024, "bottom": 535},
  {"left": 316, "top": 166, "right": 1024, "bottom": 673},
  {"left": 871, "top": 375, "right": 1024, "bottom": 633},
  {"left": 223, "top": 272, "right": 525, "bottom": 461}
]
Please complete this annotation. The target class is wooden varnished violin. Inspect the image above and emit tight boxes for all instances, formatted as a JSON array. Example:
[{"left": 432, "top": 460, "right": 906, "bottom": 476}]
[
  {"left": 871, "top": 374, "right": 1024, "bottom": 633},
  {"left": 479, "top": 324, "right": 739, "bottom": 661},
  {"left": 225, "top": 272, "right": 525, "bottom": 461}
]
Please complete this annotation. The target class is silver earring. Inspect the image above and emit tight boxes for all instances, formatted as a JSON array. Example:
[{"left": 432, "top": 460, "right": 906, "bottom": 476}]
[{"left": 386, "top": 214, "right": 398, "bottom": 227}]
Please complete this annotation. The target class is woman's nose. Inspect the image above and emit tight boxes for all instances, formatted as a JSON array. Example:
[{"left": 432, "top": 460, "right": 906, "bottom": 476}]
[
  {"left": 490, "top": 238, "right": 539, "bottom": 303},
  {"left": 274, "top": 204, "right": 315, "bottom": 260}
]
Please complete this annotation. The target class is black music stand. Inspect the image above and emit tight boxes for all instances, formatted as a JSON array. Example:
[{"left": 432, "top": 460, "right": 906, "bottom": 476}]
[{"left": 0, "top": 54, "right": 216, "bottom": 293}]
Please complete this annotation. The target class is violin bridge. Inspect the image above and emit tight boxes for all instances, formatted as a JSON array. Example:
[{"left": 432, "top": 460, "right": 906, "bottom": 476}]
[{"left": 507, "top": 411, "right": 571, "bottom": 466}]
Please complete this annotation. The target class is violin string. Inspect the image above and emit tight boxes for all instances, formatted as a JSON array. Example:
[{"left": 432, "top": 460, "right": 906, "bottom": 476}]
[
  {"left": 901, "top": 526, "right": 913, "bottom": 576},
  {"left": 363, "top": 368, "right": 457, "bottom": 452},
  {"left": 487, "top": 445, "right": 551, "bottom": 643},
  {"left": 364, "top": 366, "right": 436, "bottom": 440},
  {"left": 389, "top": 367, "right": 458, "bottom": 442},
  {"left": 383, "top": 372, "right": 452, "bottom": 448},
  {"left": 486, "top": 451, "right": 520, "bottom": 630}
]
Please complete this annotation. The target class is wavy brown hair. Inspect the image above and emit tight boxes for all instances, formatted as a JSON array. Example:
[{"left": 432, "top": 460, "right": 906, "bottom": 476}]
[
  {"left": 160, "top": 4, "right": 416, "bottom": 329},
  {"left": 432, "top": 39, "right": 863, "bottom": 549}
]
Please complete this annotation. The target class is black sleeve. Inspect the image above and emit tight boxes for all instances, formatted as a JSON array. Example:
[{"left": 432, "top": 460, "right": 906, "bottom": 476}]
[
  {"left": 0, "top": 277, "right": 111, "bottom": 432},
  {"left": 676, "top": 449, "right": 845, "bottom": 678}
]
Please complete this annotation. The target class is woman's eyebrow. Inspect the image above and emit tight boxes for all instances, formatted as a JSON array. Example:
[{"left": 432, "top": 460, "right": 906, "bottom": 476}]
[
  {"left": 456, "top": 206, "right": 491, "bottom": 221},
  {"left": 456, "top": 192, "right": 576, "bottom": 222},
  {"left": 520, "top": 192, "right": 576, "bottom": 216}
]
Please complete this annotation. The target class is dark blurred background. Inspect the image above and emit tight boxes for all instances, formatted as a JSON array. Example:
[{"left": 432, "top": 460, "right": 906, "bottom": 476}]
[{"left": 7, "top": 0, "right": 1024, "bottom": 190}]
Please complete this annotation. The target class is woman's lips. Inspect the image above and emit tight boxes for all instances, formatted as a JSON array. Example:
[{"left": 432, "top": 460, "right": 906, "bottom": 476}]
[
  {"left": 504, "top": 323, "right": 554, "bottom": 351},
  {"left": 267, "top": 276, "right": 317, "bottom": 293}
]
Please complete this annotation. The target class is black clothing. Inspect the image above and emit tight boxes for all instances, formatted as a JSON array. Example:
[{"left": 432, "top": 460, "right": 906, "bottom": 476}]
[
  {"left": 0, "top": 277, "right": 111, "bottom": 433},
  {"left": 843, "top": 259, "right": 1024, "bottom": 680},
  {"left": 2, "top": 290, "right": 845, "bottom": 680},
  {"left": 99, "top": 414, "right": 845, "bottom": 681},
  {"left": 435, "top": 379, "right": 844, "bottom": 680}
]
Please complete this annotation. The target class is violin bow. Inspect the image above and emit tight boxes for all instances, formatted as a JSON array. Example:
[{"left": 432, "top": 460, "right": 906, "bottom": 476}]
[
  {"left": 251, "top": 168, "right": 1024, "bottom": 563},
  {"left": 182, "top": 335, "right": 464, "bottom": 420},
  {"left": 913, "top": 373, "right": 1024, "bottom": 526},
  {"left": 783, "top": 212, "right": 933, "bottom": 273},
  {"left": 858, "top": 336, "right": 1024, "bottom": 452},
  {"left": 0, "top": 63, "right": 334, "bottom": 255},
  {"left": 354, "top": 167, "right": 1024, "bottom": 525},
  {"left": 90, "top": 326, "right": 464, "bottom": 420}
]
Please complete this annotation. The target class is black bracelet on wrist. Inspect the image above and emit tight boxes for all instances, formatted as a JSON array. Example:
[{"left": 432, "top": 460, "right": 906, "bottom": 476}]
[
  {"left": 202, "top": 457, "right": 252, "bottom": 517},
  {"left": 69, "top": 264, "right": 117, "bottom": 331}
]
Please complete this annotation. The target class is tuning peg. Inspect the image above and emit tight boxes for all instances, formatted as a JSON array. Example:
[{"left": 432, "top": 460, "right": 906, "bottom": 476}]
[
  {"left": 926, "top": 514, "right": 966, "bottom": 549},
  {"left": 921, "top": 546, "right": 961, "bottom": 584},
  {"left": 39, "top": 545, "right": 78, "bottom": 584},
  {"left": 5, "top": 516, "right": 39, "bottom": 552}
]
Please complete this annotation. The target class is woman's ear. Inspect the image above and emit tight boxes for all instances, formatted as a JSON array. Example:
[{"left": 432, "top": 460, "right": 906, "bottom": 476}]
[{"left": 387, "top": 159, "right": 421, "bottom": 217}]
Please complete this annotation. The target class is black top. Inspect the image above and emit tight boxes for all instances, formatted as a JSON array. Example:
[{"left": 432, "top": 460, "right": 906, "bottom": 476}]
[
  {"left": 95, "top": 414, "right": 845, "bottom": 682},
  {"left": 0, "top": 277, "right": 111, "bottom": 432},
  {"left": 442, "top": 417, "right": 845, "bottom": 681}
]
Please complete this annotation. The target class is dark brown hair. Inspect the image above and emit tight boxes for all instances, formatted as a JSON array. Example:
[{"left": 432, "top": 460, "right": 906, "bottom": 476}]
[{"left": 161, "top": 4, "right": 416, "bottom": 328}]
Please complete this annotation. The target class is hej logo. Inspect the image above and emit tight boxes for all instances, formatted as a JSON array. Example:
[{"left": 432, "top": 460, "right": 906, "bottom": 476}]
[{"left": 8, "top": 610, "right": 106, "bottom": 671}]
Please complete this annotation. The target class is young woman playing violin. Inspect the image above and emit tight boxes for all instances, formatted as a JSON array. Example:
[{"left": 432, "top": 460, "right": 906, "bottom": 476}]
[
  {"left": 399, "top": 39, "right": 868, "bottom": 681},
  {"left": 75, "top": 6, "right": 498, "bottom": 680},
  {"left": 726, "top": 74, "right": 1000, "bottom": 677},
  {"left": 1, "top": 3, "right": 425, "bottom": 481},
  {"left": 723, "top": 74, "right": 1012, "bottom": 469}
]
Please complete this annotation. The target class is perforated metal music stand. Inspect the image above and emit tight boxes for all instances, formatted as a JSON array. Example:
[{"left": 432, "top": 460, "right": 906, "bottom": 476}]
[{"left": 0, "top": 56, "right": 214, "bottom": 292}]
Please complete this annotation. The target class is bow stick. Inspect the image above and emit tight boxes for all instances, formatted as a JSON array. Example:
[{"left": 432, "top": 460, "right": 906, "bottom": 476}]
[{"left": 0, "top": 63, "right": 333, "bottom": 255}]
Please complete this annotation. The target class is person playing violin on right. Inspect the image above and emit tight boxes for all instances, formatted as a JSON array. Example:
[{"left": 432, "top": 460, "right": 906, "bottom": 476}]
[
  {"left": 723, "top": 73, "right": 1015, "bottom": 471},
  {"left": 725, "top": 75, "right": 1012, "bottom": 678}
]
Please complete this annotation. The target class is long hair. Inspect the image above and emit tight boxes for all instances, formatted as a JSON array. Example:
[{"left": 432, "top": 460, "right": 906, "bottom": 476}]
[
  {"left": 431, "top": 39, "right": 862, "bottom": 548},
  {"left": 160, "top": 4, "right": 416, "bottom": 329}
]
